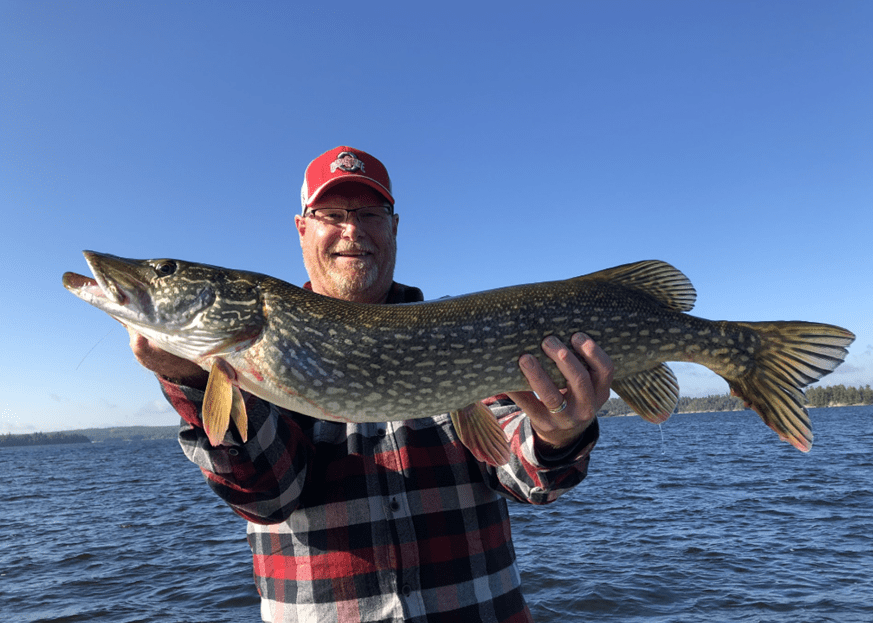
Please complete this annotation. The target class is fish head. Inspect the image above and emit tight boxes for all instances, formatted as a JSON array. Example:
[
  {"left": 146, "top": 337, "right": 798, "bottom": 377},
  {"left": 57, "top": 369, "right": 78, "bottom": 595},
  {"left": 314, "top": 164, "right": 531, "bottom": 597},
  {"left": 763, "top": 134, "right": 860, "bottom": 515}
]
[{"left": 63, "top": 251, "right": 266, "bottom": 361}]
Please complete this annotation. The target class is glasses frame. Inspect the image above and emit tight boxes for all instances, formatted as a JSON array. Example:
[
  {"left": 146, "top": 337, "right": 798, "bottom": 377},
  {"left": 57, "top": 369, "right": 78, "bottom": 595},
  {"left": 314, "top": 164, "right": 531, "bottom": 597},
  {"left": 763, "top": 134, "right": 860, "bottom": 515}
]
[{"left": 304, "top": 205, "right": 394, "bottom": 227}]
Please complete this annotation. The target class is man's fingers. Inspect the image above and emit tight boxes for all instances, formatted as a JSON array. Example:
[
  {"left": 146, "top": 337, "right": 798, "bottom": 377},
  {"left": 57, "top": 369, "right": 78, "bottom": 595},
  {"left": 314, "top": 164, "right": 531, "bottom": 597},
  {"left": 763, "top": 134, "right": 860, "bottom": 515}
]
[
  {"left": 569, "top": 333, "right": 614, "bottom": 404},
  {"left": 504, "top": 334, "right": 616, "bottom": 452},
  {"left": 515, "top": 333, "right": 614, "bottom": 427},
  {"left": 125, "top": 328, "right": 208, "bottom": 387},
  {"left": 517, "top": 348, "right": 568, "bottom": 412},
  {"left": 505, "top": 389, "right": 551, "bottom": 418}
]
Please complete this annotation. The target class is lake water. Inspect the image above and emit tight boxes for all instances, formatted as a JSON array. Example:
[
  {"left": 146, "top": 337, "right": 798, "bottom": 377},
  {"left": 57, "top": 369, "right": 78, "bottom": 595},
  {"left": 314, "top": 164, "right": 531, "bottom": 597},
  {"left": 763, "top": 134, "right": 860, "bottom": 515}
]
[{"left": 3, "top": 406, "right": 872, "bottom": 622}]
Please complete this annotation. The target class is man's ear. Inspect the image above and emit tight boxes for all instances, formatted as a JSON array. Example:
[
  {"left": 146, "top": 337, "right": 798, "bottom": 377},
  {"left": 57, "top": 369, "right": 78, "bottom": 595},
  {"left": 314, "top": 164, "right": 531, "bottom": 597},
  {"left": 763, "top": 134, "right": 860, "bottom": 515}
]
[{"left": 294, "top": 213, "right": 307, "bottom": 240}]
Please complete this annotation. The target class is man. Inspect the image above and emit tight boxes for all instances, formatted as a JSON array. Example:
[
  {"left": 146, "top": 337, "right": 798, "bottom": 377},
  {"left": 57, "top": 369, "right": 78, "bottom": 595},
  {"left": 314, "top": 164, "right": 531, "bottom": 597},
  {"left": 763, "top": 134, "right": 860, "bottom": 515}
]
[{"left": 130, "top": 146, "right": 614, "bottom": 622}]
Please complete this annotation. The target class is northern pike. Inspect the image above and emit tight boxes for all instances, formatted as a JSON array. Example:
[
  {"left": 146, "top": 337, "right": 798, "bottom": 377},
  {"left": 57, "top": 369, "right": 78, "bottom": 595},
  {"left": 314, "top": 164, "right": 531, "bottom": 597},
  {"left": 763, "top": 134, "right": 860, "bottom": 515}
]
[{"left": 63, "top": 251, "right": 854, "bottom": 465}]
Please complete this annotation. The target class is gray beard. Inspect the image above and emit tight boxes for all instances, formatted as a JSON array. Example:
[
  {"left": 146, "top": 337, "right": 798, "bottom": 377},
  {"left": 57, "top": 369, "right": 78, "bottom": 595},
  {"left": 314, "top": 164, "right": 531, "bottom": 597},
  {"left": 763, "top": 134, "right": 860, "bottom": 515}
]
[
  {"left": 303, "top": 239, "right": 397, "bottom": 301},
  {"left": 325, "top": 263, "right": 381, "bottom": 298}
]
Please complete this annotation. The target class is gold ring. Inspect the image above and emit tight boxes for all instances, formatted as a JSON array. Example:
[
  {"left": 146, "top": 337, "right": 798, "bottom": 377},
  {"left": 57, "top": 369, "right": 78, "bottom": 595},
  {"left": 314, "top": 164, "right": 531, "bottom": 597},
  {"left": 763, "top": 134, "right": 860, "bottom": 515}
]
[{"left": 548, "top": 398, "right": 568, "bottom": 414}]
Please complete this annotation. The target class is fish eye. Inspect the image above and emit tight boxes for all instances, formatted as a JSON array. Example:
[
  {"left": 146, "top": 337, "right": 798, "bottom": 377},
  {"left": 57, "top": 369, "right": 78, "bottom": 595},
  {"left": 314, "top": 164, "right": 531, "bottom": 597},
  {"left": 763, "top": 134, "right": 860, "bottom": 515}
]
[{"left": 154, "top": 261, "right": 177, "bottom": 277}]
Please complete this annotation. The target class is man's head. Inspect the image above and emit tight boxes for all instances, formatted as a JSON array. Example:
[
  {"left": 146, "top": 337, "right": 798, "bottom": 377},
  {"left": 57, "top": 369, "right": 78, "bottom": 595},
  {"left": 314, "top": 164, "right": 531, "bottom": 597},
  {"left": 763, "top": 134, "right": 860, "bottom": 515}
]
[{"left": 295, "top": 147, "right": 399, "bottom": 304}]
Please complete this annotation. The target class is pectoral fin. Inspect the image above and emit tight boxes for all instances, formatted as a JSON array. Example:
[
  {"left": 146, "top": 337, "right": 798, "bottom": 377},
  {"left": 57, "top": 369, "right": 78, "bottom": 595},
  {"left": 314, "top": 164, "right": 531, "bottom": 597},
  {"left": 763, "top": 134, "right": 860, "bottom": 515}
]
[
  {"left": 230, "top": 384, "right": 248, "bottom": 443},
  {"left": 450, "top": 401, "right": 511, "bottom": 466},
  {"left": 203, "top": 359, "right": 248, "bottom": 446}
]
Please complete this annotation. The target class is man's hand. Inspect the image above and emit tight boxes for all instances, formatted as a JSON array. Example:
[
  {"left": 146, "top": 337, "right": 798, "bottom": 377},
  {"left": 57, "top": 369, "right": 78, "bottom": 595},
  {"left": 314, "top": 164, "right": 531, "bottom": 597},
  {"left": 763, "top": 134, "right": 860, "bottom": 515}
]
[
  {"left": 127, "top": 328, "right": 209, "bottom": 390},
  {"left": 507, "top": 333, "right": 613, "bottom": 453}
]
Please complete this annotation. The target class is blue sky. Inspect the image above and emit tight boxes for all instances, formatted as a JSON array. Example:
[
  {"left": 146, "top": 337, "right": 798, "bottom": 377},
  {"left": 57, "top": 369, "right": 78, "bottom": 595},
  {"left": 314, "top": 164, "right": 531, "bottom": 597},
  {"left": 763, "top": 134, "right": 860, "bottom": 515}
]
[{"left": 2, "top": 0, "right": 871, "bottom": 434}]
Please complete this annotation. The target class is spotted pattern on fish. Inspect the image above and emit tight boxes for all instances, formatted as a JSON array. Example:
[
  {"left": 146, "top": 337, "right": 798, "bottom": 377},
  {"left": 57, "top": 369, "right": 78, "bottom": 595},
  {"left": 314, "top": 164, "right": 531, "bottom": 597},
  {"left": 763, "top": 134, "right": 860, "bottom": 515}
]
[{"left": 63, "top": 252, "right": 855, "bottom": 453}]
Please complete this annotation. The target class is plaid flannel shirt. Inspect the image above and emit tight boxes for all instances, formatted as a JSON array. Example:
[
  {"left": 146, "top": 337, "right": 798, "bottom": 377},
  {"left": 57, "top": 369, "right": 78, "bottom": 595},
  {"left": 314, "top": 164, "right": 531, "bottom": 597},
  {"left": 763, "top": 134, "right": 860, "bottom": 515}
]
[{"left": 161, "top": 282, "right": 599, "bottom": 623}]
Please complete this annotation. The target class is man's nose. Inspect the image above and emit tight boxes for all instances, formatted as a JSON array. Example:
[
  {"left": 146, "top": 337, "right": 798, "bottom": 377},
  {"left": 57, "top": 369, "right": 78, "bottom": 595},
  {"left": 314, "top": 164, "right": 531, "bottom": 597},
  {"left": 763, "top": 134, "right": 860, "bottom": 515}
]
[{"left": 338, "top": 213, "right": 365, "bottom": 238}]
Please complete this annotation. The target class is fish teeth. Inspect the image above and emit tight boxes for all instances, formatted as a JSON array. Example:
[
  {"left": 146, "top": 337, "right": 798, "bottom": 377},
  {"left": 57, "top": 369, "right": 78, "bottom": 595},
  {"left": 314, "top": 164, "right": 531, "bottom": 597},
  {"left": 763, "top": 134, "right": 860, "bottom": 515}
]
[{"left": 96, "top": 274, "right": 126, "bottom": 305}]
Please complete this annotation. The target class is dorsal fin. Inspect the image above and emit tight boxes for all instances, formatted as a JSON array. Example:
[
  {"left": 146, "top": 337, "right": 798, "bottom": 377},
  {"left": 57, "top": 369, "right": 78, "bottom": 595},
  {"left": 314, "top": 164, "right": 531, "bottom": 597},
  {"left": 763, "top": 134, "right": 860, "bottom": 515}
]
[{"left": 580, "top": 260, "right": 697, "bottom": 312}]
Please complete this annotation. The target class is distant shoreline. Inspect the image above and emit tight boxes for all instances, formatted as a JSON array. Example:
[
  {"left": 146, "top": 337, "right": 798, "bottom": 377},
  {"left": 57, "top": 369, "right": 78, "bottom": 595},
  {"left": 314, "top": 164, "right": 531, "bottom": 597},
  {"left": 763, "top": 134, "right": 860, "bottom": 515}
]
[
  {"left": 1, "top": 425, "right": 180, "bottom": 447},
  {"left": 4, "top": 402, "right": 871, "bottom": 447},
  {"left": 0, "top": 432, "right": 92, "bottom": 447},
  {"left": 601, "top": 402, "right": 871, "bottom": 418}
]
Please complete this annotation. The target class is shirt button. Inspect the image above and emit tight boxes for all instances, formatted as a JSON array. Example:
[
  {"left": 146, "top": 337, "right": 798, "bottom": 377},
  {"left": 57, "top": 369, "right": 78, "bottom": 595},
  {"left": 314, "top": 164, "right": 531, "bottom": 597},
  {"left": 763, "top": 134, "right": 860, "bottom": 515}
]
[
  {"left": 401, "top": 584, "right": 412, "bottom": 597},
  {"left": 228, "top": 448, "right": 239, "bottom": 456},
  {"left": 377, "top": 428, "right": 386, "bottom": 437},
  {"left": 388, "top": 498, "right": 400, "bottom": 512}
]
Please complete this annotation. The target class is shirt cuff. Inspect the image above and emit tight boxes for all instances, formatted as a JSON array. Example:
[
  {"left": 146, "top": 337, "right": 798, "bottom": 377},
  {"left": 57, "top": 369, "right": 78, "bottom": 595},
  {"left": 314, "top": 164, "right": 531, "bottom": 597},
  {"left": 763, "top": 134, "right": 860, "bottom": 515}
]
[{"left": 534, "top": 418, "right": 599, "bottom": 467}]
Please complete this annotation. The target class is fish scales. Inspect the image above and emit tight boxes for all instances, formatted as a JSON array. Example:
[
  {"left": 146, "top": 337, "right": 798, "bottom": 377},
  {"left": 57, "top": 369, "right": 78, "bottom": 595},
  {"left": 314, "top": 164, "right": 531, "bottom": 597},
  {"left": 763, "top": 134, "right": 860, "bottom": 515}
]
[
  {"left": 255, "top": 277, "right": 710, "bottom": 420},
  {"left": 63, "top": 252, "right": 855, "bottom": 454},
  {"left": 263, "top": 282, "right": 758, "bottom": 421}
]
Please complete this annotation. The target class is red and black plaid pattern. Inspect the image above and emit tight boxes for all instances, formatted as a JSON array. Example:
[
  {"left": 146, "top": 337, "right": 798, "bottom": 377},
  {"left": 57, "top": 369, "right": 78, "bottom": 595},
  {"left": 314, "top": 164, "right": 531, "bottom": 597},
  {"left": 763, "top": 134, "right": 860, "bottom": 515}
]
[{"left": 159, "top": 282, "right": 599, "bottom": 623}]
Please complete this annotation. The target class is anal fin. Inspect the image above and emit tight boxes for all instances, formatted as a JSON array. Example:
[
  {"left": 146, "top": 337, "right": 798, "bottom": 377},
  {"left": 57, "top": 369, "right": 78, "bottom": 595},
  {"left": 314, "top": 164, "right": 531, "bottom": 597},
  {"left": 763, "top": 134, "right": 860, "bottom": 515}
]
[
  {"left": 450, "top": 401, "right": 511, "bottom": 466},
  {"left": 612, "top": 363, "right": 680, "bottom": 424}
]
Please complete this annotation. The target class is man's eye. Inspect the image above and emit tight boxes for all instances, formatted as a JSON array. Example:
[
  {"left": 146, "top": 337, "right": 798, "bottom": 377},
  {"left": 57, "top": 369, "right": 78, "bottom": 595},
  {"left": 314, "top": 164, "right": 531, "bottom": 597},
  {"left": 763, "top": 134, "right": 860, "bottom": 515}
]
[{"left": 321, "top": 210, "right": 345, "bottom": 221}]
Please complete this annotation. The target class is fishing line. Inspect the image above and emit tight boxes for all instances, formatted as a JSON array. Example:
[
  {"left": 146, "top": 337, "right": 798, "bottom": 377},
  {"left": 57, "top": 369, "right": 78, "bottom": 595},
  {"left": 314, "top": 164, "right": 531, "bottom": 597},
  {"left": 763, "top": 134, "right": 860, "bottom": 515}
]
[{"left": 75, "top": 326, "right": 116, "bottom": 370}]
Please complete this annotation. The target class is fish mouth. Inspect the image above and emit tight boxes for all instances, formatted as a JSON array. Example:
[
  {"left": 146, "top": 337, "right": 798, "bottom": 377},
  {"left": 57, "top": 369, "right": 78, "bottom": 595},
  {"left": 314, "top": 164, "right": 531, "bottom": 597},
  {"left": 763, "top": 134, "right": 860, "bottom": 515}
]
[
  {"left": 62, "top": 271, "right": 129, "bottom": 306},
  {"left": 63, "top": 251, "right": 156, "bottom": 310}
]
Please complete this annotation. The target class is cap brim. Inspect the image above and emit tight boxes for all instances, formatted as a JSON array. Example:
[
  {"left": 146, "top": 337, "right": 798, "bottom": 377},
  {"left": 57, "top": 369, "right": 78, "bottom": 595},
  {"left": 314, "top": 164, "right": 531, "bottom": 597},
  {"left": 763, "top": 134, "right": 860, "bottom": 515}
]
[{"left": 305, "top": 176, "right": 394, "bottom": 207}]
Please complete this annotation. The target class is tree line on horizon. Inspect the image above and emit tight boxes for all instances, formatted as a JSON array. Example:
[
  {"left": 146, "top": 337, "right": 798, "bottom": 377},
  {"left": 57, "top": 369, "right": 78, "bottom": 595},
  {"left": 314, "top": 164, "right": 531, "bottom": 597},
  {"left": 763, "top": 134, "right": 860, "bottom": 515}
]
[
  {"left": 598, "top": 383, "right": 873, "bottom": 417},
  {"left": 0, "top": 425, "right": 180, "bottom": 447},
  {"left": 805, "top": 384, "right": 873, "bottom": 408},
  {"left": 0, "top": 431, "right": 91, "bottom": 447},
  {"left": 598, "top": 393, "right": 745, "bottom": 416}
]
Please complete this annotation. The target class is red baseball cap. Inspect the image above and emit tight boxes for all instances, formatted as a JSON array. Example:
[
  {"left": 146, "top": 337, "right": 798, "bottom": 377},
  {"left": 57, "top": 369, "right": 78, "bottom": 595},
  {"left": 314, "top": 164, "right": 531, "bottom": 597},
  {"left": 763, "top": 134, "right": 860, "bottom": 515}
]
[{"left": 300, "top": 146, "right": 394, "bottom": 212}]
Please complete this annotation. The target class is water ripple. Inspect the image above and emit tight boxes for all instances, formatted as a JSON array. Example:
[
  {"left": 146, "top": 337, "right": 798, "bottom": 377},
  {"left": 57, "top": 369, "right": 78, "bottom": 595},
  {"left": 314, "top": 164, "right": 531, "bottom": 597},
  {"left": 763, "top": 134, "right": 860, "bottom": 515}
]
[{"left": 3, "top": 407, "right": 872, "bottom": 622}]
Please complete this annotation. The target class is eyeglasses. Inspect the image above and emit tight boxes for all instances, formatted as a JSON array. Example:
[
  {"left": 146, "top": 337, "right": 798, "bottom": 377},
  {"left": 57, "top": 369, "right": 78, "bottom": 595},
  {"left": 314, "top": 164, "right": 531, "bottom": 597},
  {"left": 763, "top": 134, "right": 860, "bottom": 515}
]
[{"left": 305, "top": 205, "right": 393, "bottom": 227}]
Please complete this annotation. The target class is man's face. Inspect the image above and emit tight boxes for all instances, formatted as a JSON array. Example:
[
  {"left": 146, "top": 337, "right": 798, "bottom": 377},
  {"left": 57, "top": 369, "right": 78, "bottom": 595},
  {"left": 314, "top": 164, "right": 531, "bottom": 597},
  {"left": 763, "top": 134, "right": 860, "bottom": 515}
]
[{"left": 294, "top": 183, "right": 399, "bottom": 303}]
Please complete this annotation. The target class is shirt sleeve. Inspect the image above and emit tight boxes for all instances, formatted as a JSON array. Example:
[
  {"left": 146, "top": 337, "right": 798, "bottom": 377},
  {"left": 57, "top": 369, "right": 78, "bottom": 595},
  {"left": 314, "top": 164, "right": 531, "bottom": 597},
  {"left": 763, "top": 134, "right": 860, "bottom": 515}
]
[
  {"left": 158, "top": 376, "right": 315, "bottom": 525},
  {"left": 482, "top": 397, "right": 599, "bottom": 505}
]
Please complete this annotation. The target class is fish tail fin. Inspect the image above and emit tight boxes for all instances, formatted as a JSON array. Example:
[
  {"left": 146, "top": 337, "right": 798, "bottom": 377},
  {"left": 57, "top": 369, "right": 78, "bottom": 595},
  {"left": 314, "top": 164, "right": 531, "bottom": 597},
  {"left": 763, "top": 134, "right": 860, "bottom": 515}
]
[
  {"left": 450, "top": 401, "right": 511, "bottom": 467},
  {"left": 203, "top": 359, "right": 249, "bottom": 445},
  {"left": 726, "top": 321, "right": 855, "bottom": 452}
]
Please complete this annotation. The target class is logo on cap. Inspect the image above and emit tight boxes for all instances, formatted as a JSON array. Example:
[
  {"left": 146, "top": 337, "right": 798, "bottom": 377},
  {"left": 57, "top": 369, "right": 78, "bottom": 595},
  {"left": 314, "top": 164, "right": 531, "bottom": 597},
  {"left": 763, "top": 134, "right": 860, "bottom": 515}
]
[{"left": 330, "top": 151, "right": 365, "bottom": 174}]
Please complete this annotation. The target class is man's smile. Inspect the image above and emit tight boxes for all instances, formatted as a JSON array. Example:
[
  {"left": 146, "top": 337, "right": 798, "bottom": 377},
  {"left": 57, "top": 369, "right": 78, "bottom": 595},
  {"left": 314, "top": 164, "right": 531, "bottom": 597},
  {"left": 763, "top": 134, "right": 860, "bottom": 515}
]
[{"left": 331, "top": 245, "right": 375, "bottom": 259}]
